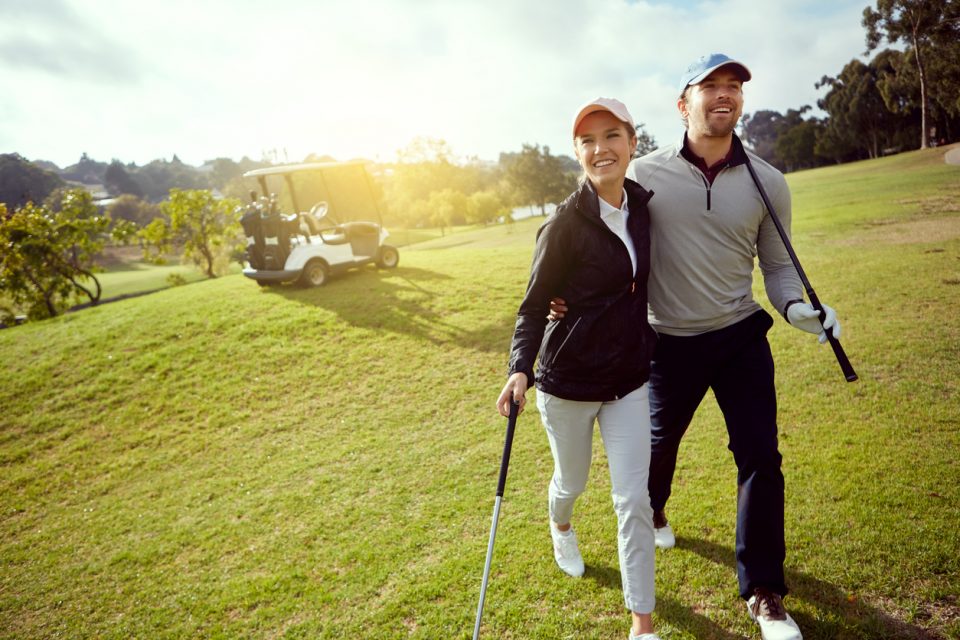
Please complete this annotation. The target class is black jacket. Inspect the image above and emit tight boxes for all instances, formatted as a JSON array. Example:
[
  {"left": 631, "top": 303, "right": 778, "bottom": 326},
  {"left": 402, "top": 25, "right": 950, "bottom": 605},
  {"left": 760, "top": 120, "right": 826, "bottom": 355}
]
[{"left": 507, "top": 178, "right": 657, "bottom": 401}]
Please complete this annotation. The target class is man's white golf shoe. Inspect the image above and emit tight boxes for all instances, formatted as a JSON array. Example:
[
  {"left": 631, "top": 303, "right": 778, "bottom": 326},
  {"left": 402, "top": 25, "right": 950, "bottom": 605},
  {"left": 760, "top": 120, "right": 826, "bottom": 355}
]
[
  {"left": 653, "top": 510, "right": 675, "bottom": 549},
  {"left": 550, "top": 523, "right": 584, "bottom": 577},
  {"left": 747, "top": 588, "right": 802, "bottom": 640}
]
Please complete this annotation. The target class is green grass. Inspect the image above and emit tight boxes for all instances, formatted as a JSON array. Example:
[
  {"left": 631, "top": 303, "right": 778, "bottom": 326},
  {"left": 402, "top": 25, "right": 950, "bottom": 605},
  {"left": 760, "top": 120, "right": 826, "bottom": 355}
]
[
  {"left": 93, "top": 262, "right": 218, "bottom": 299},
  {"left": 1, "top": 146, "right": 959, "bottom": 639},
  {"left": 86, "top": 224, "right": 498, "bottom": 303}
]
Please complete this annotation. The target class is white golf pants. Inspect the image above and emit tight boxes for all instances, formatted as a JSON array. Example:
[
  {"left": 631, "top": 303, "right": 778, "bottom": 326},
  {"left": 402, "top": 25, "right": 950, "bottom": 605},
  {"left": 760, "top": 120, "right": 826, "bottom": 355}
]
[{"left": 536, "top": 385, "right": 656, "bottom": 614}]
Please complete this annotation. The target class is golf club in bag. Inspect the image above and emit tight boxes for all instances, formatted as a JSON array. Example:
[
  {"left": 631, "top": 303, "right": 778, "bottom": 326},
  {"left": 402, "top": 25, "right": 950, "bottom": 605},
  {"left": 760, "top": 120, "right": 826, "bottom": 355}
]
[
  {"left": 745, "top": 157, "right": 858, "bottom": 382},
  {"left": 472, "top": 400, "right": 520, "bottom": 640}
]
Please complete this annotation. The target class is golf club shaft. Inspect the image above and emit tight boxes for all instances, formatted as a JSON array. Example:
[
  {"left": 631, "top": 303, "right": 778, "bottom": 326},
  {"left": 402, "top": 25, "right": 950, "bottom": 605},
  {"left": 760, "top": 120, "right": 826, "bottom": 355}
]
[
  {"left": 745, "top": 160, "right": 858, "bottom": 382},
  {"left": 473, "top": 497, "right": 502, "bottom": 640},
  {"left": 473, "top": 401, "right": 519, "bottom": 640}
]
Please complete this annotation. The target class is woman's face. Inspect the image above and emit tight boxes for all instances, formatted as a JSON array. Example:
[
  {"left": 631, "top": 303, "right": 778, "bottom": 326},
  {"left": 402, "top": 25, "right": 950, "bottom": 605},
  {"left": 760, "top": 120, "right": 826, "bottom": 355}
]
[{"left": 574, "top": 111, "right": 637, "bottom": 193}]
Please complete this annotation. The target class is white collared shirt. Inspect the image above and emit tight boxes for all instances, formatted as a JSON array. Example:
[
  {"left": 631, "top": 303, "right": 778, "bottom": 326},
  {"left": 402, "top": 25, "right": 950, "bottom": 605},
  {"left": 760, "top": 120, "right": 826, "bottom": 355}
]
[{"left": 598, "top": 188, "right": 637, "bottom": 274}]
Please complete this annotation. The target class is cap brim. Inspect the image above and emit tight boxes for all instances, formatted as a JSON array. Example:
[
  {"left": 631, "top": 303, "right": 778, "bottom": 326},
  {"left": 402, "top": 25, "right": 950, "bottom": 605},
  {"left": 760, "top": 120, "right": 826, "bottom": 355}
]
[
  {"left": 573, "top": 103, "right": 635, "bottom": 138},
  {"left": 688, "top": 61, "right": 752, "bottom": 86},
  {"left": 573, "top": 105, "right": 607, "bottom": 137}
]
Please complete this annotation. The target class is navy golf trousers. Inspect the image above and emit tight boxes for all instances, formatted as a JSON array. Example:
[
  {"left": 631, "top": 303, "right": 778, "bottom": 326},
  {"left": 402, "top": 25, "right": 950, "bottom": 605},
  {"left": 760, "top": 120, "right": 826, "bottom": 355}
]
[{"left": 648, "top": 309, "right": 787, "bottom": 599}]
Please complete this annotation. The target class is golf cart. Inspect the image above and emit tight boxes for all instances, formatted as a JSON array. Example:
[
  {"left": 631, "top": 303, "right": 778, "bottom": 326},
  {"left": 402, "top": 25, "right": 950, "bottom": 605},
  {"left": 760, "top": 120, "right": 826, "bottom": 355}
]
[{"left": 240, "top": 161, "right": 398, "bottom": 287}]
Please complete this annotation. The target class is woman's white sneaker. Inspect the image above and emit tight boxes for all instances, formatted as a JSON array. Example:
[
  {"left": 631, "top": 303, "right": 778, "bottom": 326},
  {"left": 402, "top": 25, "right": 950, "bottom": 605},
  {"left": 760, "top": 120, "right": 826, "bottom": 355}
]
[{"left": 550, "top": 523, "right": 584, "bottom": 577}]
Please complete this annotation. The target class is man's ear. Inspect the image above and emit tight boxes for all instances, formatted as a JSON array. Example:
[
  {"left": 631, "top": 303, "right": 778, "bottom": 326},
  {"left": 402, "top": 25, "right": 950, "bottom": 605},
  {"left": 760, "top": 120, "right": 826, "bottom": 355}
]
[{"left": 677, "top": 95, "right": 689, "bottom": 119}]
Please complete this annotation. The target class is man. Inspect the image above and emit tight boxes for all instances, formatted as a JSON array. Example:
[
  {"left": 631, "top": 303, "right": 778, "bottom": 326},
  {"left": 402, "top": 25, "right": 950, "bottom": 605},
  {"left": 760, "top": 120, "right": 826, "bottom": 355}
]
[{"left": 552, "top": 54, "right": 841, "bottom": 640}]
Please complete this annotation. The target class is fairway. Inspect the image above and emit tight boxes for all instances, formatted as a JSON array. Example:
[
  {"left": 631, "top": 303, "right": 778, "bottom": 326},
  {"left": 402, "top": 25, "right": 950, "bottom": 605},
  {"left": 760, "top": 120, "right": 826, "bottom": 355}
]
[{"left": 1, "top": 147, "right": 958, "bottom": 639}]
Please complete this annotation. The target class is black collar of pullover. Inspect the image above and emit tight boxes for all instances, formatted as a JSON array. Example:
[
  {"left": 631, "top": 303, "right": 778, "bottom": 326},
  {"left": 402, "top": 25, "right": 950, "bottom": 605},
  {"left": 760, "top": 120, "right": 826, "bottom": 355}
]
[{"left": 679, "top": 133, "right": 748, "bottom": 185}]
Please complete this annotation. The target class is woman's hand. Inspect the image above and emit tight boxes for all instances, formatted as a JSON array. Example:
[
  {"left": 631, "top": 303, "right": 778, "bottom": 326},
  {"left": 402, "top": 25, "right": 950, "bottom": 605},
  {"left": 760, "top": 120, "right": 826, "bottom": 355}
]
[{"left": 496, "top": 372, "right": 528, "bottom": 417}]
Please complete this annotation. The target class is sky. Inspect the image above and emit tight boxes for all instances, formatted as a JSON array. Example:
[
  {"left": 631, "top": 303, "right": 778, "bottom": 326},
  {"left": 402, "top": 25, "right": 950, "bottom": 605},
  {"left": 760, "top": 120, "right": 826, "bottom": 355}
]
[{"left": 0, "top": 0, "right": 874, "bottom": 169}]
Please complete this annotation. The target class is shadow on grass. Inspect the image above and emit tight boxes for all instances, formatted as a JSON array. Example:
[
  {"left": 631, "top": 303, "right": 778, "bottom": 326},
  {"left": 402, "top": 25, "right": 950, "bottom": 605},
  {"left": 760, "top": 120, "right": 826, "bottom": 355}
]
[
  {"left": 263, "top": 264, "right": 511, "bottom": 353},
  {"left": 676, "top": 536, "right": 944, "bottom": 639},
  {"left": 582, "top": 537, "right": 945, "bottom": 638},
  {"left": 584, "top": 564, "right": 744, "bottom": 640}
]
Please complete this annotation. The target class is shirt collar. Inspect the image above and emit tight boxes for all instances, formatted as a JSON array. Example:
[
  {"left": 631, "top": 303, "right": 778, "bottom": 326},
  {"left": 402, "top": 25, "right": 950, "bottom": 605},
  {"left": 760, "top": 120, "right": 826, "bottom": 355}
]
[
  {"left": 677, "top": 132, "right": 749, "bottom": 167},
  {"left": 598, "top": 188, "right": 629, "bottom": 219}
]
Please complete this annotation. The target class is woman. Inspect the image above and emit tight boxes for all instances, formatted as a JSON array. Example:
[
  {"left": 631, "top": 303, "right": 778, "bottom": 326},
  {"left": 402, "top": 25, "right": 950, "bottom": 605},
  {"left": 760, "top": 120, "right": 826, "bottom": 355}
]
[{"left": 495, "top": 97, "right": 660, "bottom": 640}]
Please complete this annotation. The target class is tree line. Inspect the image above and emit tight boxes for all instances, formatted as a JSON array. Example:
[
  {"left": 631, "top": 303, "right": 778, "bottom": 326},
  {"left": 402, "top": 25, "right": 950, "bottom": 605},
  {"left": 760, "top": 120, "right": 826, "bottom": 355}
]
[
  {"left": 742, "top": 0, "right": 959, "bottom": 172},
  {"left": 2, "top": 131, "right": 637, "bottom": 322}
]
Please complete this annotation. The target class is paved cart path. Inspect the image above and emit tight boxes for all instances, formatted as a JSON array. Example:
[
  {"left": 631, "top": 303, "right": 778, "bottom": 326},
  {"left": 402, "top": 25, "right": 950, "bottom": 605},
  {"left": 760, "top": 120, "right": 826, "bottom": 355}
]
[{"left": 945, "top": 145, "right": 960, "bottom": 165}]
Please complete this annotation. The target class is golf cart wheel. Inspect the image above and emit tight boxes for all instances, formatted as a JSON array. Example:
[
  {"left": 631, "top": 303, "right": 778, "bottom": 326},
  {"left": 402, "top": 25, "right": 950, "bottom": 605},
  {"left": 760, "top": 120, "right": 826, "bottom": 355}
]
[
  {"left": 376, "top": 245, "right": 399, "bottom": 269},
  {"left": 256, "top": 280, "right": 270, "bottom": 288},
  {"left": 300, "top": 260, "right": 329, "bottom": 287}
]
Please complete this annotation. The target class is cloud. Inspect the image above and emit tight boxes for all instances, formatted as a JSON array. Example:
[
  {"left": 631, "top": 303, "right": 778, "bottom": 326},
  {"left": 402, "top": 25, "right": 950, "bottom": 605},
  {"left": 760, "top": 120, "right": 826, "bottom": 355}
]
[
  {"left": 0, "top": 0, "right": 872, "bottom": 167},
  {"left": 0, "top": 0, "right": 142, "bottom": 83}
]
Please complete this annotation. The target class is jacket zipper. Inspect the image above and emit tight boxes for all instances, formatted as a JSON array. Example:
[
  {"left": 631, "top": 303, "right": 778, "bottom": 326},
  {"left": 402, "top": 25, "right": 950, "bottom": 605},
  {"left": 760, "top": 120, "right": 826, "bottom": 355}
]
[{"left": 698, "top": 172, "right": 712, "bottom": 211}]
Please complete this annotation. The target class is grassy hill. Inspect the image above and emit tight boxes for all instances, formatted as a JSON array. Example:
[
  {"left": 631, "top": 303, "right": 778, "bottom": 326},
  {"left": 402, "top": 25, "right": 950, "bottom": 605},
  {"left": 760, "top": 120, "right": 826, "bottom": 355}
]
[{"left": 1, "top": 146, "right": 958, "bottom": 639}]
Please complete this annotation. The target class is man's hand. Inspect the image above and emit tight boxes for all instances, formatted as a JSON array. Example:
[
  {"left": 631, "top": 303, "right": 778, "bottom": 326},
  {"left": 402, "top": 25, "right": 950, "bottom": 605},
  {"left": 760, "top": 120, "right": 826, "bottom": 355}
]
[
  {"left": 497, "top": 372, "right": 528, "bottom": 417},
  {"left": 548, "top": 297, "right": 568, "bottom": 321},
  {"left": 787, "top": 302, "right": 841, "bottom": 344}
]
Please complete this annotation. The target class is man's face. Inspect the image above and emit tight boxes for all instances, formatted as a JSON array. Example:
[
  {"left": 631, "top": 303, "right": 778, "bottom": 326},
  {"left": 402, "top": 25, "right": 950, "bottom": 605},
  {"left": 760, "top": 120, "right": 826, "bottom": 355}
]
[{"left": 679, "top": 67, "right": 744, "bottom": 138}]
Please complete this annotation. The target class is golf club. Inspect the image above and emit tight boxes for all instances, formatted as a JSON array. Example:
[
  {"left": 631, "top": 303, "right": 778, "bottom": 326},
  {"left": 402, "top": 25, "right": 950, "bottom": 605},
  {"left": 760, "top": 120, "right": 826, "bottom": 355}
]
[
  {"left": 745, "top": 157, "right": 859, "bottom": 382},
  {"left": 473, "top": 399, "right": 520, "bottom": 640}
]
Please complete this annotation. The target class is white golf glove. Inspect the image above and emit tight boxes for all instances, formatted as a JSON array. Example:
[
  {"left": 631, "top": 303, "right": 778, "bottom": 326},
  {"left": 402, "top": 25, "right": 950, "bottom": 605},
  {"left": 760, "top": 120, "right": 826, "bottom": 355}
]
[{"left": 786, "top": 301, "right": 841, "bottom": 344}]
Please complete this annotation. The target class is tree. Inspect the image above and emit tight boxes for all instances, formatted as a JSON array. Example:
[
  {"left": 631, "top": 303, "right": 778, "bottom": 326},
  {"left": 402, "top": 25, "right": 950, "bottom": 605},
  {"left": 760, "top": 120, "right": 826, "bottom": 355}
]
[
  {"left": 816, "top": 58, "right": 903, "bottom": 160},
  {"left": 106, "top": 194, "right": 159, "bottom": 226},
  {"left": 59, "top": 153, "right": 109, "bottom": 185},
  {"left": 104, "top": 160, "right": 144, "bottom": 197},
  {"left": 740, "top": 110, "right": 786, "bottom": 168},
  {"left": 110, "top": 219, "right": 140, "bottom": 246},
  {"left": 0, "top": 153, "right": 65, "bottom": 209},
  {"left": 633, "top": 123, "right": 658, "bottom": 157},
  {"left": 139, "top": 218, "right": 173, "bottom": 263},
  {"left": 501, "top": 144, "right": 576, "bottom": 216},
  {"left": 863, "top": 0, "right": 960, "bottom": 148},
  {"left": 426, "top": 189, "right": 468, "bottom": 235},
  {"left": 466, "top": 190, "right": 508, "bottom": 225},
  {"left": 380, "top": 137, "right": 498, "bottom": 229},
  {"left": 136, "top": 157, "right": 211, "bottom": 202},
  {"left": 143, "top": 189, "right": 243, "bottom": 278},
  {"left": 878, "top": 33, "right": 960, "bottom": 144},
  {"left": 0, "top": 189, "right": 109, "bottom": 319},
  {"left": 773, "top": 109, "right": 825, "bottom": 172}
]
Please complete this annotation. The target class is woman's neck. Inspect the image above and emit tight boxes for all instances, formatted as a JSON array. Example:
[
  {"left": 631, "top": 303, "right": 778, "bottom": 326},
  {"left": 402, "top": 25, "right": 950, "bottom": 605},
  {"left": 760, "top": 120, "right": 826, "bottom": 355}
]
[{"left": 594, "top": 180, "right": 624, "bottom": 209}]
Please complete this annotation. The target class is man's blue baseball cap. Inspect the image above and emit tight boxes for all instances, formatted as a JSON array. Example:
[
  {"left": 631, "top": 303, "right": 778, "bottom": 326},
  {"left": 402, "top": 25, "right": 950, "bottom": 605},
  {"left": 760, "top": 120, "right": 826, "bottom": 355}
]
[{"left": 679, "top": 53, "right": 751, "bottom": 93}]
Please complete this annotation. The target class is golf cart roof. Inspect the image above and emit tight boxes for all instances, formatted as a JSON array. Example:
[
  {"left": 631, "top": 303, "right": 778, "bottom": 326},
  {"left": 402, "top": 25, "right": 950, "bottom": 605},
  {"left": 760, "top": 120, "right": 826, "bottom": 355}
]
[
  {"left": 243, "top": 161, "right": 382, "bottom": 223},
  {"left": 241, "top": 160, "right": 366, "bottom": 179}
]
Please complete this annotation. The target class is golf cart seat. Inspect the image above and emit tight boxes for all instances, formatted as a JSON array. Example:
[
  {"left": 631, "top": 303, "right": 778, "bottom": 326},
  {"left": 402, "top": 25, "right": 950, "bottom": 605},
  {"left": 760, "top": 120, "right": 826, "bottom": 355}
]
[
  {"left": 341, "top": 222, "right": 381, "bottom": 257},
  {"left": 300, "top": 211, "right": 333, "bottom": 236}
]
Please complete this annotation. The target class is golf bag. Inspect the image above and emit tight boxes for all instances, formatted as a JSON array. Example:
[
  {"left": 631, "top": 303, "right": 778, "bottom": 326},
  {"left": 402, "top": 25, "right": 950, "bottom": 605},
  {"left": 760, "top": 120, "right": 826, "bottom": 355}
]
[{"left": 240, "top": 205, "right": 266, "bottom": 269}]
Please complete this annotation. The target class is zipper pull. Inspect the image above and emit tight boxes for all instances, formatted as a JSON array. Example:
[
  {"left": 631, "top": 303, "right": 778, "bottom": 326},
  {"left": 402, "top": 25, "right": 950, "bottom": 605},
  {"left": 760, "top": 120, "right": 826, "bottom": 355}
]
[{"left": 631, "top": 282, "right": 636, "bottom": 293}]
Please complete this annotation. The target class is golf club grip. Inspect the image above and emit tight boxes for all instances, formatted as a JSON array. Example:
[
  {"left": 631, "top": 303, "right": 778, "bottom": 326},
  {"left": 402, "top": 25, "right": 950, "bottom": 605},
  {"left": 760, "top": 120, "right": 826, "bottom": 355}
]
[
  {"left": 808, "top": 293, "right": 859, "bottom": 382},
  {"left": 496, "top": 402, "right": 519, "bottom": 497},
  {"left": 824, "top": 330, "right": 858, "bottom": 382}
]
